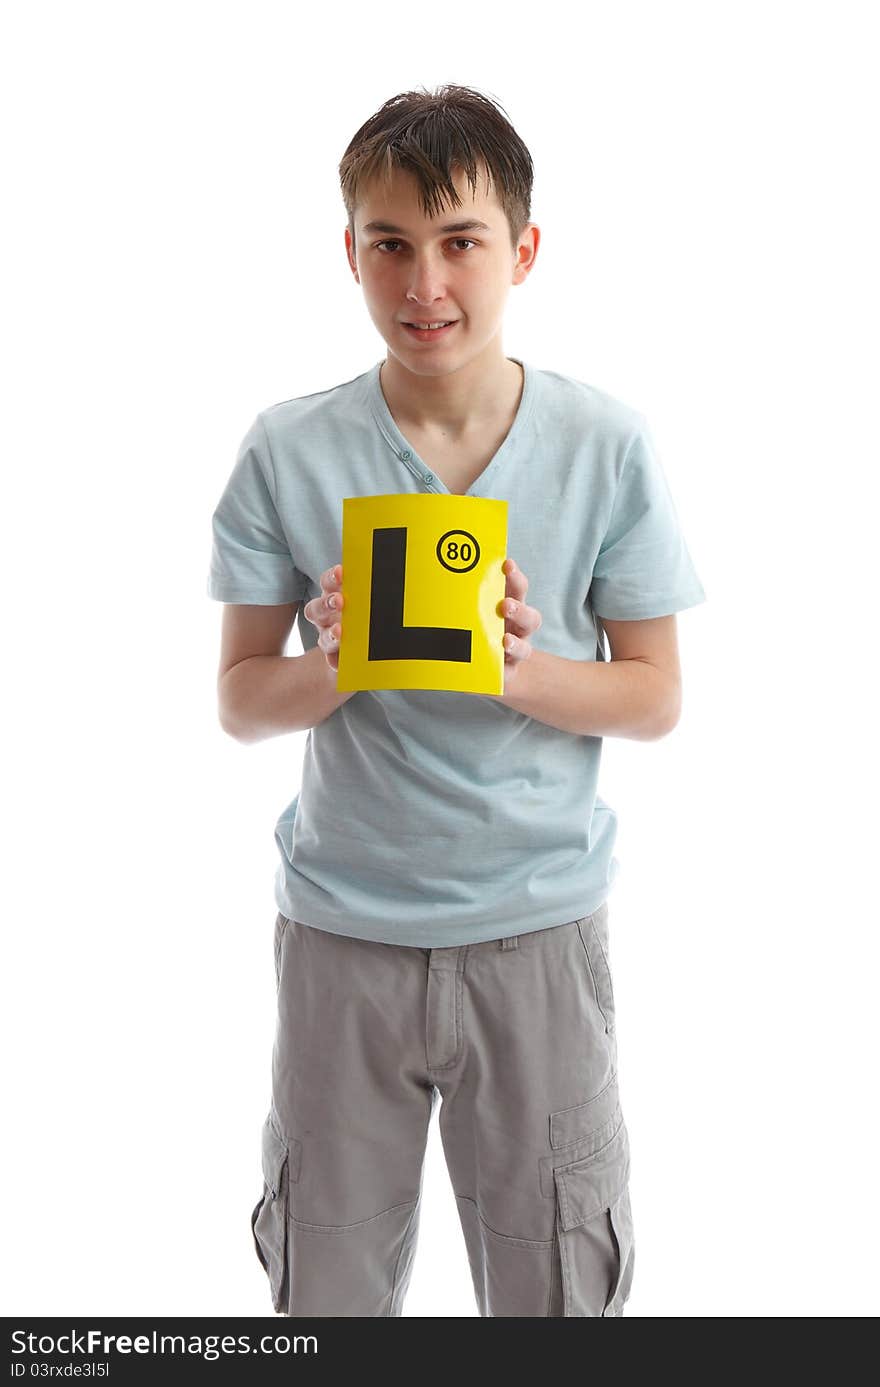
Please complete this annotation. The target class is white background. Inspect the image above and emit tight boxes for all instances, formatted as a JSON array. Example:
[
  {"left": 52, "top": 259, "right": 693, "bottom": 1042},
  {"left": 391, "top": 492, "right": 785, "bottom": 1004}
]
[{"left": 3, "top": 0, "right": 877, "bottom": 1318}]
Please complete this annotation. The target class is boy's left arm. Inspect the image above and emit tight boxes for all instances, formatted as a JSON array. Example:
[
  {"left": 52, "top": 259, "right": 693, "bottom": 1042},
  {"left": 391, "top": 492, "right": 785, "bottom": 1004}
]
[{"left": 492, "top": 559, "right": 681, "bottom": 742}]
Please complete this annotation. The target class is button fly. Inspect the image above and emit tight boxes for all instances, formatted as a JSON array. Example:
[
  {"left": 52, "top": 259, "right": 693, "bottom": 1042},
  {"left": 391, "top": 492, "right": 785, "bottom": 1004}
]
[{"left": 425, "top": 946, "right": 466, "bottom": 1070}]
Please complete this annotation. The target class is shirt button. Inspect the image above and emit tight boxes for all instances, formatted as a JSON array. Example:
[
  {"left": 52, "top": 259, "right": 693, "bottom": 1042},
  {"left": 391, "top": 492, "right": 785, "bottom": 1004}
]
[
  {"left": 400, "top": 449, "right": 411, "bottom": 461},
  {"left": 424, "top": 473, "right": 434, "bottom": 484}
]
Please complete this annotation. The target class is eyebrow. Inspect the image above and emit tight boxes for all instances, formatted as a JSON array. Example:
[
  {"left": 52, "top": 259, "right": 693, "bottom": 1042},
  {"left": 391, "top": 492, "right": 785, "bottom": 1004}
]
[{"left": 360, "top": 218, "right": 493, "bottom": 236}]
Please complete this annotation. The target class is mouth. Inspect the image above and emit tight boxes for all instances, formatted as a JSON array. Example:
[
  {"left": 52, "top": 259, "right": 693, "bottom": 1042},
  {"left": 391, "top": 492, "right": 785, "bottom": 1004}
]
[{"left": 401, "top": 320, "right": 459, "bottom": 342}]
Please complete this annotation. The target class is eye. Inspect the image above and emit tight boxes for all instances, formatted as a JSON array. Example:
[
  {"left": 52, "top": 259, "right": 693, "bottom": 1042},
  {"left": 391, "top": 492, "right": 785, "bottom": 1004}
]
[{"left": 374, "top": 238, "right": 478, "bottom": 253}]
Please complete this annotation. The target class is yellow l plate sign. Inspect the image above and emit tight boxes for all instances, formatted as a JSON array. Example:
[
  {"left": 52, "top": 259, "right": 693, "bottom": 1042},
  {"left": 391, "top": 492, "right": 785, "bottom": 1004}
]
[{"left": 337, "top": 493, "right": 508, "bottom": 694}]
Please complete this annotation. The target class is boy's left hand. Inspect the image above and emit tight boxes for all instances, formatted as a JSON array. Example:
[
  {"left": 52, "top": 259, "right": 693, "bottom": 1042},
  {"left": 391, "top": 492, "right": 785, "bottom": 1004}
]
[{"left": 498, "top": 558, "right": 542, "bottom": 688}]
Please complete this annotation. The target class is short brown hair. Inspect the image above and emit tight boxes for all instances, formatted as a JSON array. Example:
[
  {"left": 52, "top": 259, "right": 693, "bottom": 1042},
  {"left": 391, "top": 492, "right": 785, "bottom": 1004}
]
[{"left": 339, "top": 84, "right": 534, "bottom": 252}]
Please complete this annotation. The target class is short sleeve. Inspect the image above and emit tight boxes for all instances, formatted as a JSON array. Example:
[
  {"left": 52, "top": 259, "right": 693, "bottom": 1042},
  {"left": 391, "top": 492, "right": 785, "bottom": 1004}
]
[
  {"left": 206, "top": 413, "right": 307, "bottom": 605},
  {"left": 589, "top": 417, "right": 707, "bottom": 620}
]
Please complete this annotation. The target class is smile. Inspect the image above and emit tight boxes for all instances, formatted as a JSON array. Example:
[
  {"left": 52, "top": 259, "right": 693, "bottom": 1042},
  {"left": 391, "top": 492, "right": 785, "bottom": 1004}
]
[{"left": 401, "top": 321, "right": 459, "bottom": 341}]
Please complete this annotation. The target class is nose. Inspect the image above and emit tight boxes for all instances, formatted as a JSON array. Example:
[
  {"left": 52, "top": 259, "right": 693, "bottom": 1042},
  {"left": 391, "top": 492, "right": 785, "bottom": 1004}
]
[{"left": 406, "top": 253, "right": 449, "bottom": 306}]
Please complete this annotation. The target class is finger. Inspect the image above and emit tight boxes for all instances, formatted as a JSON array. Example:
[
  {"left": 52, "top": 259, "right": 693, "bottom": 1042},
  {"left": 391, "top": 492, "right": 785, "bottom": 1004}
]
[
  {"left": 499, "top": 599, "right": 541, "bottom": 637},
  {"left": 323, "top": 589, "right": 344, "bottom": 619},
  {"left": 503, "top": 633, "right": 531, "bottom": 661},
  {"left": 520, "top": 603, "right": 542, "bottom": 636},
  {"left": 304, "top": 594, "right": 334, "bottom": 628},
  {"left": 502, "top": 558, "right": 529, "bottom": 602},
  {"left": 305, "top": 569, "right": 344, "bottom": 627}
]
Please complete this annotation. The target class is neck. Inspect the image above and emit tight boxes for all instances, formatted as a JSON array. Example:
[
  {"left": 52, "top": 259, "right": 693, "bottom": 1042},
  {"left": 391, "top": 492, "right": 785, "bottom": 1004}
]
[{"left": 379, "top": 350, "right": 523, "bottom": 437}]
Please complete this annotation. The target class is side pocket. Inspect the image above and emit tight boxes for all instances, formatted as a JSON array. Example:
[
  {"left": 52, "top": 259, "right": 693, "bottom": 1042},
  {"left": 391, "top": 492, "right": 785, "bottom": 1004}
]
[
  {"left": 250, "top": 1111, "right": 292, "bottom": 1314},
  {"left": 273, "top": 913, "right": 291, "bottom": 990},
  {"left": 552, "top": 1119, "right": 635, "bottom": 1316},
  {"left": 576, "top": 904, "right": 616, "bottom": 1035},
  {"left": 590, "top": 603, "right": 607, "bottom": 663}
]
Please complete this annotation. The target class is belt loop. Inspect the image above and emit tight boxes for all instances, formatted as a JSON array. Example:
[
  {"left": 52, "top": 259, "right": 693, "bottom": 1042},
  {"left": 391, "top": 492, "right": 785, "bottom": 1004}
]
[{"left": 500, "top": 935, "right": 519, "bottom": 950}]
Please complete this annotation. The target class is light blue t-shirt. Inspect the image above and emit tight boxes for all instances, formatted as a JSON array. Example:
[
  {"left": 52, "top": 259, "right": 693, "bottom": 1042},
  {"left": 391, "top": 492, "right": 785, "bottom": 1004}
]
[{"left": 207, "top": 358, "right": 706, "bottom": 946}]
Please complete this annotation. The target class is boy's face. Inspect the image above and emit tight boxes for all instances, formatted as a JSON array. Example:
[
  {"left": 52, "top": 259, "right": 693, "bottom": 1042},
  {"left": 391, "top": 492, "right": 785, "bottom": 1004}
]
[{"left": 345, "top": 161, "right": 537, "bottom": 376}]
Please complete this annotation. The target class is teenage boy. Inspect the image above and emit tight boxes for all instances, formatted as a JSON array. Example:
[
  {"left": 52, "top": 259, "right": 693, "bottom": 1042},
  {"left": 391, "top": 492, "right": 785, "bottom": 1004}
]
[{"left": 207, "top": 84, "right": 706, "bottom": 1317}]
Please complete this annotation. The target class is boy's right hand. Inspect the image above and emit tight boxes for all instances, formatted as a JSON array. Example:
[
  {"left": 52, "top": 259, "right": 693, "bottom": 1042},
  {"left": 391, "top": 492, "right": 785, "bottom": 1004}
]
[{"left": 303, "top": 564, "right": 344, "bottom": 673}]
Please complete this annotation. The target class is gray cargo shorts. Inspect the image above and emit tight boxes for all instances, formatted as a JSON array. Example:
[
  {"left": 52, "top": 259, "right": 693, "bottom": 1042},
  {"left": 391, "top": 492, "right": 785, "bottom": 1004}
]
[{"left": 250, "top": 902, "right": 635, "bottom": 1317}]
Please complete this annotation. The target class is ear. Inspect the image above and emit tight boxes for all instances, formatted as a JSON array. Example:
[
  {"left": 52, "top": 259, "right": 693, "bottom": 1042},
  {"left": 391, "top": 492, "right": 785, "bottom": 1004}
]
[{"left": 344, "top": 226, "right": 359, "bottom": 281}]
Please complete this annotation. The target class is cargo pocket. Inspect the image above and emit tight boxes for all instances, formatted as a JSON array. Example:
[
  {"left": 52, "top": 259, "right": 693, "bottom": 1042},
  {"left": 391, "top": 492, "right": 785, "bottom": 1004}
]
[
  {"left": 552, "top": 1118, "right": 635, "bottom": 1316},
  {"left": 251, "top": 1111, "right": 294, "bottom": 1314}
]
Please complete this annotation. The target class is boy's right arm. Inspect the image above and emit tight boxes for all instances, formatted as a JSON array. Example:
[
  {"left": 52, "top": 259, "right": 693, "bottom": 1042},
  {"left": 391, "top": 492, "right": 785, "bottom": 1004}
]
[{"left": 217, "top": 591, "right": 354, "bottom": 744}]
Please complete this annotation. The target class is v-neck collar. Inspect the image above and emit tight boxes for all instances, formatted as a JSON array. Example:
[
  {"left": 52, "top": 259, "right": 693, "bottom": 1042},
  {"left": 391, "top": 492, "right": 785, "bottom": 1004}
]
[{"left": 366, "top": 356, "right": 536, "bottom": 496}]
